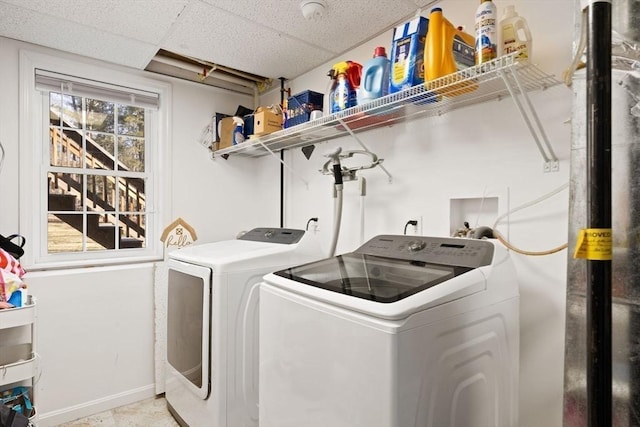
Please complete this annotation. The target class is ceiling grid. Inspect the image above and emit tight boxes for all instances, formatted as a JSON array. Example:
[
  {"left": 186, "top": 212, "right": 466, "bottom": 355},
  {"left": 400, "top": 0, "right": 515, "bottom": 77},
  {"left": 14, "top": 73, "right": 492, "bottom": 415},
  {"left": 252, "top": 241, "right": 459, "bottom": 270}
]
[{"left": 0, "top": 0, "right": 440, "bottom": 83}]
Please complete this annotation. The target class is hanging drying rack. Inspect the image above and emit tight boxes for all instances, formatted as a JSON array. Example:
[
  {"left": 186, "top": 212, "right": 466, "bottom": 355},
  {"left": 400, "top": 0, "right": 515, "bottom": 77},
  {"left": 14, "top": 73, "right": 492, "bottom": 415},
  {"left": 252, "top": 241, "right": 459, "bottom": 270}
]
[{"left": 209, "top": 53, "right": 563, "bottom": 174}]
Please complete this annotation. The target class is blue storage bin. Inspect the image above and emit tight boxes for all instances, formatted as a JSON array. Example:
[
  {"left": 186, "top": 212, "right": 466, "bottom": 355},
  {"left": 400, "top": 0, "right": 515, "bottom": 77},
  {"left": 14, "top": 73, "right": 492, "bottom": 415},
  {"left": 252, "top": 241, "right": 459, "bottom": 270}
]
[{"left": 285, "top": 90, "right": 324, "bottom": 128}]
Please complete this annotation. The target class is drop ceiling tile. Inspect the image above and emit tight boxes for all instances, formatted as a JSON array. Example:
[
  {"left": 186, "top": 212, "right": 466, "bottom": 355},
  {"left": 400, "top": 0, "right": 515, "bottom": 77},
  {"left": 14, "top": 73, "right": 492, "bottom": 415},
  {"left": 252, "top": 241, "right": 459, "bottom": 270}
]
[
  {"left": 203, "top": 0, "right": 420, "bottom": 53},
  {"left": 1, "top": 0, "right": 501, "bottom": 85},
  {"left": 0, "top": 3, "right": 158, "bottom": 68},
  {"left": 162, "top": 0, "right": 335, "bottom": 79},
  {"left": 0, "top": 0, "right": 188, "bottom": 44}
]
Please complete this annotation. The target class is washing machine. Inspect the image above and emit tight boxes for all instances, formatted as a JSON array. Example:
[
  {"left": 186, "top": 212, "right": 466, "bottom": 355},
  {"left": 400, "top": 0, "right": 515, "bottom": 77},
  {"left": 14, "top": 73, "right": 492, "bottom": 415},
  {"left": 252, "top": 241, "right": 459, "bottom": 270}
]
[
  {"left": 259, "top": 234, "right": 519, "bottom": 427},
  {"left": 165, "top": 227, "right": 322, "bottom": 427}
]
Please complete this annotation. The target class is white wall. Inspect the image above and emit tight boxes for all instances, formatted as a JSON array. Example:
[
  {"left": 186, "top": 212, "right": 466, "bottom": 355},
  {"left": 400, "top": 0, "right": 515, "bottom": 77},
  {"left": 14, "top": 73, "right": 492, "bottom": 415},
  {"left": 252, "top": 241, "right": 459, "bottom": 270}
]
[
  {"left": 0, "top": 37, "right": 279, "bottom": 425},
  {"left": 25, "top": 265, "right": 156, "bottom": 425},
  {"left": 169, "top": 80, "right": 282, "bottom": 238},
  {"left": 261, "top": 1, "right": 576, "bottom": 426}
]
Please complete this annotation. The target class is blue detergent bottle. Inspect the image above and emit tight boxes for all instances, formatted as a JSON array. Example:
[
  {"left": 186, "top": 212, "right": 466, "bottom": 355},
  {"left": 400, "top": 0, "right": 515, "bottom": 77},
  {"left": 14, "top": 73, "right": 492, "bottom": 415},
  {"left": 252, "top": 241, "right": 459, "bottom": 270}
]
[{"left": 357, "top": 47, "right": 391, "bottom": 104}]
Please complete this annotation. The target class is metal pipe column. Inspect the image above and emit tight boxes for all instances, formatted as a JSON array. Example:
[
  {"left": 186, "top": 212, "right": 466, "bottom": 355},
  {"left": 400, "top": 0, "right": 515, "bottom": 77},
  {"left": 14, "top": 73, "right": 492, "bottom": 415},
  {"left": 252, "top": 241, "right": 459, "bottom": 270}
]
[
  {"left": 279, "top": 77, "right": 286, "bottom": 228},
  {"left": 585, "top": 1, "right": 612, "bottom": 425}
]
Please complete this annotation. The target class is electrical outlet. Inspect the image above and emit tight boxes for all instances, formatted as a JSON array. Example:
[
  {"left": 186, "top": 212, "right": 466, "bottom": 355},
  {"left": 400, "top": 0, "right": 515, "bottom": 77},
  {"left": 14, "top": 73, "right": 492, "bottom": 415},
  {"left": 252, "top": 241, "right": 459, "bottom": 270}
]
[
  {"left": 306, "top": 218, "right": 320, "bottom": 234},
  {"left": 406, "top": 216, "right": 423, "bottom": 235}
]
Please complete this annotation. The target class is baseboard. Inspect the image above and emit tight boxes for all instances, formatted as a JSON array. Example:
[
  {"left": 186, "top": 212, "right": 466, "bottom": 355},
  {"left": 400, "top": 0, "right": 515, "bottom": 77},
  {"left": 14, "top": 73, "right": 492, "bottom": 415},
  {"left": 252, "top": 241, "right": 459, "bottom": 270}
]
[{"left": 36, "top": 384, "right": 157, "bottom": 427}]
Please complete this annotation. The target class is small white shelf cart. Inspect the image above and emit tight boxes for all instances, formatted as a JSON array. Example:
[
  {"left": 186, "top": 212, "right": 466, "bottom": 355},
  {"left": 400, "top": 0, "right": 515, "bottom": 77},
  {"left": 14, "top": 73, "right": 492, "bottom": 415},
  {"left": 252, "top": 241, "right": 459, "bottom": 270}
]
[{"left": 0, "top": 296, "right": 38, "bottom": 425}]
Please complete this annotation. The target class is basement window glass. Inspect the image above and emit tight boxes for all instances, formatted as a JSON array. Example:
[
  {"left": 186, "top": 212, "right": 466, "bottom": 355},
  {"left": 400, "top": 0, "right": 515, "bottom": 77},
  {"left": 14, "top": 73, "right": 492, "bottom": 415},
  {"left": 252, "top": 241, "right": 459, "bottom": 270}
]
[{"left": 37, "top": 69, "right": 158, "bottom": 256}]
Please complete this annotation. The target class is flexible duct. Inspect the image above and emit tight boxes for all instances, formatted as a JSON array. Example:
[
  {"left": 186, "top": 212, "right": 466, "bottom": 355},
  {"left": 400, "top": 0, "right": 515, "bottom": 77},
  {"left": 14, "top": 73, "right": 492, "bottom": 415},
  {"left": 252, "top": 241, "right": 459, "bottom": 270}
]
[{"left": 563, "top": 2, "right": 640, "bottom": 425}]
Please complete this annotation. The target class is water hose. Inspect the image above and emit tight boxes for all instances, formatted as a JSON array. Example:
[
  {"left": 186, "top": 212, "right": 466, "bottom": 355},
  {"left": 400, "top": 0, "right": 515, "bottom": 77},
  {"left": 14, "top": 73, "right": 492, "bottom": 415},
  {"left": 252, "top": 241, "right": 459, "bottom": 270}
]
[
  {"left": 328, "top": 187, "right": 343, "bottom": 257},
  {"left": 493, "top": 229, "right": 568, "bottom": 256},
  {"left": 491, "top": 182, "right": 570, "bottom": 255},
  {"left": 563, "top": 7, "right": 588, "bottom": 87},
  {"left": 325, "top": 147, "right": 344, "bottom": 257}
]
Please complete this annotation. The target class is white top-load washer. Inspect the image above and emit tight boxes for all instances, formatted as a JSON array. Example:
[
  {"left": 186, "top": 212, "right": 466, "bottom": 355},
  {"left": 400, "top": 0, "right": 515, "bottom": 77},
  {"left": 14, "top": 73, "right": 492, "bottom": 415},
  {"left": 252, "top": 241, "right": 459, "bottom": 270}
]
[
  {"left": 259, "top": 234, "right": 519, "bottom": 427},
  {"left": 165, "top": 227, "right": 322, "bottom": 427}
]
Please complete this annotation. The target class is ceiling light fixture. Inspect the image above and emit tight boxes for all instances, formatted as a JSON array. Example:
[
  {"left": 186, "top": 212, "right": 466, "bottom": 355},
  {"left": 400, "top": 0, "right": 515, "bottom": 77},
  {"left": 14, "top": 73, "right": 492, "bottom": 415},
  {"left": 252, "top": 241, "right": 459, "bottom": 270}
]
[{"left": 300, "top": 0, "right": 327, "bottom": 21}]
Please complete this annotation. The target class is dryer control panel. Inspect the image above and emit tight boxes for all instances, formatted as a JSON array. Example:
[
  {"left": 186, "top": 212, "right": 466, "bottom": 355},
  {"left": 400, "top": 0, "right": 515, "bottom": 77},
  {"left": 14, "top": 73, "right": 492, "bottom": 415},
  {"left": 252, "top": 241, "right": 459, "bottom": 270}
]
[
  {"left": 238, "top": 228, "right": 305, "bottom": 244},
  {"left": 355, "top": 235, "right": 495, "bottom": 268}
]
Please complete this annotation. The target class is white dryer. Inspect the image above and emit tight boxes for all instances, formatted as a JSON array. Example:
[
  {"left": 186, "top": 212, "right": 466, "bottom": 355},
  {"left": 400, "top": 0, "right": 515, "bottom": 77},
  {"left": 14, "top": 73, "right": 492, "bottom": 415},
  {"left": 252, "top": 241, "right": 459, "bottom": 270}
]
[
  {"left": 259, "top": 235, "right": 519, "bottom": 427},
  {"left": 165, "top": 228, "right": 322, "bottom": 427}
]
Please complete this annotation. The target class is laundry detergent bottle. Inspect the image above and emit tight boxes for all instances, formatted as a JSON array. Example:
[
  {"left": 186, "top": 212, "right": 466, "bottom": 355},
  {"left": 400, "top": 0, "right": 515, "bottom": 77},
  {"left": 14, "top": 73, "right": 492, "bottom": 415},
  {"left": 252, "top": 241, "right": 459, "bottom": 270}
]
[
  {"left": 346, "top": 61, "right": 362, "bottom": 108},
  {"left": 424, "top": 7, "right": 476, "bottom": 94},
  {"left": 475, "top": 0, "right": 498, "bottom": 65},
  {"left": 425, "top": 8, "right": 458, "bottom": 81},
  {"left": 357, "top": 47, "right": 391, "bottom": 104},
  {"left": 500, "top": 5, "right": 532, "bottom": 61}
]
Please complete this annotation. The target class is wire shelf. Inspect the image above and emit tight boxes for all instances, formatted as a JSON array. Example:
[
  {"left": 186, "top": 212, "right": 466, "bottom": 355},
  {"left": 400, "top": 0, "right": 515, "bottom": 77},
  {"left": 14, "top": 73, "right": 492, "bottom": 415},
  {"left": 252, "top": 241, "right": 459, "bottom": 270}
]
[{"left": 212, "top": 54, "right": 561, "bottom": 159}]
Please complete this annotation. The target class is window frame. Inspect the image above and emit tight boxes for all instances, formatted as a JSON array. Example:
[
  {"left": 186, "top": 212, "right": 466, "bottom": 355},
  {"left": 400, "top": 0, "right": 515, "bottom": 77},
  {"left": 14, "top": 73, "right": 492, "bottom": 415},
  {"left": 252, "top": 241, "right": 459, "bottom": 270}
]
[{"left": 19, "top": 49, "right": 172, "bottom": 269}]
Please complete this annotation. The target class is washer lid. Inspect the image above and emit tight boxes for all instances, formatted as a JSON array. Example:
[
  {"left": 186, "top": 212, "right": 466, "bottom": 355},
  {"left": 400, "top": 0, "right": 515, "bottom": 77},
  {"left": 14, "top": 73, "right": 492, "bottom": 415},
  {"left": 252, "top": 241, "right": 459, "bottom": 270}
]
[
  {"left": 273, "top": 253, "right": 472, "bottom": 303},
  {"left": 238, "top": 228, "right": 305, "bottom": 244},
  {"left": 354, "top": 235, "right": 495, "bottom": 268}
]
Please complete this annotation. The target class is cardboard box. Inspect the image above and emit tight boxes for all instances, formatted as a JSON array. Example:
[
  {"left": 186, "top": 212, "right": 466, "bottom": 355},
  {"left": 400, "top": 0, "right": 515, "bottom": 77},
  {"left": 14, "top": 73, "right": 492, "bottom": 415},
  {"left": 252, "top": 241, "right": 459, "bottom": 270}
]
[
  {"left": 389, "top": 16, "right": 428, "bottom": 93},
  {"left": 214, "top": 112, "right": 230, "bottom": 142},
  {"left": 253, "top": 110, "right": 282, "bottom": 136},
  {"left": 217, "top": 117, "right": 236, "bottom": 150}
]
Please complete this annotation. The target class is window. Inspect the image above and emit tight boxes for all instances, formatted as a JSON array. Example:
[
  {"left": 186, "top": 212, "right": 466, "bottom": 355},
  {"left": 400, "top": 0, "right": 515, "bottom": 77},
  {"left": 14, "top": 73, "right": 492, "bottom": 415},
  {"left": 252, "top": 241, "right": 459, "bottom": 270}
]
[
  {"left": 20, "top": 51, "right": 171, "bottom": 268},
  {"left": 47, "top": 91, "right": 148, "bottom": 253}
]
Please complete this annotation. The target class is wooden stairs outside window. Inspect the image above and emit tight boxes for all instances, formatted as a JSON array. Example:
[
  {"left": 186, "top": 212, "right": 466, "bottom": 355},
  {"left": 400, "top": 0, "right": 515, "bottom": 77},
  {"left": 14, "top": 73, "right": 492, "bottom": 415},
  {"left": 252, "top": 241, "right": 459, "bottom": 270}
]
[
  {"left": 48, "top": 122, "right": 145, "bottom": 251},
  {"left": 48, "top": 192, "right": 143, "bottom": 249}
]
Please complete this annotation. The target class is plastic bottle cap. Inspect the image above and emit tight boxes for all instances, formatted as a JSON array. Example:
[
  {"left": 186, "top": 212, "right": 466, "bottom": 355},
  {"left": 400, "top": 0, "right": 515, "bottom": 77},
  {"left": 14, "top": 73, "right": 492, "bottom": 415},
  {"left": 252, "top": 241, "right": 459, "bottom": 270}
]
[
  {"left": 431, "top": 7, "right": 442, "bottom": 12},
  {"left": 333, "top": 61, "right": 350, "bottom": 75},
  {"left": 373, "top": 46, "right": 387, "bottom": 57},
  {"left": 503, "top": 5, "right": 517, "bottom": 17}
]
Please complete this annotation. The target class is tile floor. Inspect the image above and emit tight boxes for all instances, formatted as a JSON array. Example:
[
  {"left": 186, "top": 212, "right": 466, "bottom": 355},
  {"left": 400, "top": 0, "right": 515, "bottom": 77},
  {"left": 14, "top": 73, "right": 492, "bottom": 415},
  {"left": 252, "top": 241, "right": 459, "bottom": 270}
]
[{"left": 56, "top": 396, "right": 179, "bottom": 427}]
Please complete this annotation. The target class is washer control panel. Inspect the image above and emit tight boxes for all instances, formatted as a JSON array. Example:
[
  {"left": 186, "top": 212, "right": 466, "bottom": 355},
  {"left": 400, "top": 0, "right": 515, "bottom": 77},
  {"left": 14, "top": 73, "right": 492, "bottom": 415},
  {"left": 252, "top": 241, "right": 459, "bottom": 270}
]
[
  {"left": 407, "top": 240, "right": 427, "bottom": 252},
  {"left": 355, "top": 235, "right": 495, "bottom": 268},
  {"left": 238, "top": 228, "right": 305, "bottom": 244}
]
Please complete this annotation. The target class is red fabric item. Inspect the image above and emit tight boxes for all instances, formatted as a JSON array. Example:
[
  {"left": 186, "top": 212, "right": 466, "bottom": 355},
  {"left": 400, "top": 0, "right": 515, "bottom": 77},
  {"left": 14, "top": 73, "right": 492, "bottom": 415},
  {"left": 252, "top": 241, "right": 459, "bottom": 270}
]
[{"left": 0, "top": 248, "right": 25, "bottom": 278}]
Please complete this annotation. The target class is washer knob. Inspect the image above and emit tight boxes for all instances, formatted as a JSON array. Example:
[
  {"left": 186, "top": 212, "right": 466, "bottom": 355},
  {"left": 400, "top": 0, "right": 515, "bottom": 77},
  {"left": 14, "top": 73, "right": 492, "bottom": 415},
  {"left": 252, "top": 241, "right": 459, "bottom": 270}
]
[
  {"left": 264, "top": 230, "right": 274, "bottom": 239},
  {"left": 407, "top": 240, "right": 426, "bottom": 252}
]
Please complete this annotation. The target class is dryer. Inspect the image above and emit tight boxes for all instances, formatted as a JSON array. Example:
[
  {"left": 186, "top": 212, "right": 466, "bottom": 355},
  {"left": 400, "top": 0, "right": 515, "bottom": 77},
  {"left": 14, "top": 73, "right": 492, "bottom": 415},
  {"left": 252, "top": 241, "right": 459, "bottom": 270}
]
[
  {"left": 165, "top": 228, "right": 322, "bottom": 427},
  {"left": 259, "top": 234, "right": 519, "bottom": 427}
]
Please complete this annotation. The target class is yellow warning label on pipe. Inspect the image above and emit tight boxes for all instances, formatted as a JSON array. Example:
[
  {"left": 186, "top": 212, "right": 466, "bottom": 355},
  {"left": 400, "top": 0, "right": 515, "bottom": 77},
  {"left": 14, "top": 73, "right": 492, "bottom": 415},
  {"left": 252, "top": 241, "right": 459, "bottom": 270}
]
[{"left": 573, "top": 228, "right": 612, "bottom": 260}]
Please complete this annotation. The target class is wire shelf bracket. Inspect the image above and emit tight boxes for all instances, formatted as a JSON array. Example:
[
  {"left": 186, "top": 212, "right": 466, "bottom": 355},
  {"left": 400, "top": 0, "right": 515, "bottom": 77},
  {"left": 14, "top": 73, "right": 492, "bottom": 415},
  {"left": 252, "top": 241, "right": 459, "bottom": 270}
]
[{"left": 500, "top": 67, "right": 560, "bottom": 173}]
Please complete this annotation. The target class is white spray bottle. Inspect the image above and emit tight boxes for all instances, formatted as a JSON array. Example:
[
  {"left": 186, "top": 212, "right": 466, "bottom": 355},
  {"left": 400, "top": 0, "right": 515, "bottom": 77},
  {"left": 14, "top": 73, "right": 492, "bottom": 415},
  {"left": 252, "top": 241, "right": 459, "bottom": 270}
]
[{"left": 232, "top": 117, "right": 245, "bottom": 145}]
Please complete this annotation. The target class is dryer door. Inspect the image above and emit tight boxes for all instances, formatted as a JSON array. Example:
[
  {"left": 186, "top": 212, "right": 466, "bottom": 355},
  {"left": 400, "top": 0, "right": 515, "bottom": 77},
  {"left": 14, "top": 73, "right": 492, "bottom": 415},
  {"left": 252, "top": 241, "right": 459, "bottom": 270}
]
[{"left": 167, "top": 258, "right": 211, "bottom": 399}]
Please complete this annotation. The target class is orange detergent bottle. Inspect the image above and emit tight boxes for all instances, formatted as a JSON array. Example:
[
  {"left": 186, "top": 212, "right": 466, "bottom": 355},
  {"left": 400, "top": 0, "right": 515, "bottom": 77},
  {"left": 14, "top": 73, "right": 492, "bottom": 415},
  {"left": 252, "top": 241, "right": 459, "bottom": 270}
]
[{"left": 424, "top": 7, "right": 477, "bottom": 96}]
